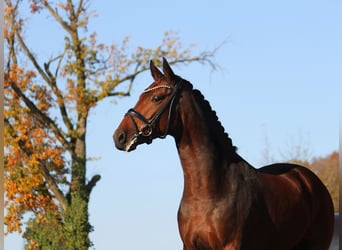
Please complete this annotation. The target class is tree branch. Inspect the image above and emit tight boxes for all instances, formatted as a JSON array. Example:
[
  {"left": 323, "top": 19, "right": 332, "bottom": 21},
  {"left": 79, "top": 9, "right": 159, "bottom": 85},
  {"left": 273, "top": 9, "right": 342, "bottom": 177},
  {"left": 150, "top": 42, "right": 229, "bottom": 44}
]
[
  {"left": 44, "top": 55, "right": 74, "bottom": 133},
  {"left": 86, "top": 174, "right": 101, "bottom": 196},
  {"left": 168, "top": 53, "right": 217, "bottom": 71},
  {"left": 15, "top": 29, "right": 52, "bottom": 86},
  {"left": 16, "top": 30, "right": 73, "bottom": 133},
  {"left": 5, "top": 74, "right": 70, "bottom": 150},
  {"left": 75, "top": 0, "right": 84, "bottom": 19},
  {"left": 41, "top": 0, "right": 74, "bottom": 35},
  {"left": 67, "top": 0, "right": 76, "bottom": 23},
  {"left": 15, "top": 29, "right": 74, "bottom": 136}
]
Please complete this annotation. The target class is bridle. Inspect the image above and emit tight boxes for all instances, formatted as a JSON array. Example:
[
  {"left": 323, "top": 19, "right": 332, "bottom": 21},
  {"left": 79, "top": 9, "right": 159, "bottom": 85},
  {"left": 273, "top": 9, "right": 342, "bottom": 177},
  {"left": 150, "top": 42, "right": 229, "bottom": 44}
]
[{"left": 125, "top": 80, "right": 182, "bottom": 144}]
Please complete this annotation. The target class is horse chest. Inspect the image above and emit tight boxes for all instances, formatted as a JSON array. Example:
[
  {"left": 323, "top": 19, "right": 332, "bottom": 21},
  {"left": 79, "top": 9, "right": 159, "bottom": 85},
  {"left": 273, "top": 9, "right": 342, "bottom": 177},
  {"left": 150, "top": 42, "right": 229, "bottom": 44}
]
[{"left": 178, "top": 199, "right": 238, "bottom": 249}]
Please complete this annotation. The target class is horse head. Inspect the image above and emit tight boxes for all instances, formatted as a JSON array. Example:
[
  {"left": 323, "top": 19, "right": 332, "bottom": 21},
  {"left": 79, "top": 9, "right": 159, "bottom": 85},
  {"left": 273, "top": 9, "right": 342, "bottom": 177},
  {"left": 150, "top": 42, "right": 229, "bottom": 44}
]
[{"left": 113, "top": 58, "right": 181, "bottom": 152}]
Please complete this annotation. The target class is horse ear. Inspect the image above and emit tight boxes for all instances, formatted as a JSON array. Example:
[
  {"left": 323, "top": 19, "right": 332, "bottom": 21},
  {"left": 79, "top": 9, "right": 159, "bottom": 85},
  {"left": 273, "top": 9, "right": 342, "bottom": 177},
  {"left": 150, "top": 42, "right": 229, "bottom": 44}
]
[
  {"left": 162, "top": 57, "right": 176, "bottom": 83},
  {"left": 150, "top": 60, "right": 163, "bottom": 81}
]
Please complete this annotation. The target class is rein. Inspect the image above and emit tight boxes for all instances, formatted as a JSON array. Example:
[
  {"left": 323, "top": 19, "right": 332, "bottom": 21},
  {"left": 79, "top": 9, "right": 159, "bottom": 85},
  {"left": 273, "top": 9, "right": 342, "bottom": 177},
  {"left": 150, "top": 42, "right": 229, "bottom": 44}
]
[{"left": 125, "top": 80, "right": 181, "bottom": 143}]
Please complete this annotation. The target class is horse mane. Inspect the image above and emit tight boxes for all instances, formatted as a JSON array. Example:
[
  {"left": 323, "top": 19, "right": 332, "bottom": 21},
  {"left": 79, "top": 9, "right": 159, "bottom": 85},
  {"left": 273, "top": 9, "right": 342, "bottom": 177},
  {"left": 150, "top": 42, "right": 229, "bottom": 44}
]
[{"left": 179, "top": 78, "right": 237, "bottom": 153}]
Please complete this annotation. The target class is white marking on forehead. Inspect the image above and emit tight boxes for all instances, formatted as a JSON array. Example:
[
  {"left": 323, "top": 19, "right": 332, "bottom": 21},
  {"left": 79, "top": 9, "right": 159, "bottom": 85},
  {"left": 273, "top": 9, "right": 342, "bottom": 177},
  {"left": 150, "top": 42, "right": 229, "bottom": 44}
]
[{"left": 143, "top": 85, "right": 173, "bottom": 93}]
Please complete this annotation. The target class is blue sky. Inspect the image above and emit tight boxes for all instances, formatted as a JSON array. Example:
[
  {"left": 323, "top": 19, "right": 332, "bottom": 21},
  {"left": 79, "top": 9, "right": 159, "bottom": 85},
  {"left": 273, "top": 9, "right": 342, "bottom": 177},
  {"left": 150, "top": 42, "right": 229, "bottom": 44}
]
[{"left": 5, "top": 0, "right": 341, "bottom": 249}]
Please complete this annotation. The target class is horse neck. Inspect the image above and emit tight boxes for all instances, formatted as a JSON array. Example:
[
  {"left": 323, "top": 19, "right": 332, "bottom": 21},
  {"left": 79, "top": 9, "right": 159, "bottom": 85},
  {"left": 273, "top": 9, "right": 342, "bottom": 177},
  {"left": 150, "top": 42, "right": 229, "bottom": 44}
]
[{"left": 174, "top": 87, "right": 250, "bottom": 200}]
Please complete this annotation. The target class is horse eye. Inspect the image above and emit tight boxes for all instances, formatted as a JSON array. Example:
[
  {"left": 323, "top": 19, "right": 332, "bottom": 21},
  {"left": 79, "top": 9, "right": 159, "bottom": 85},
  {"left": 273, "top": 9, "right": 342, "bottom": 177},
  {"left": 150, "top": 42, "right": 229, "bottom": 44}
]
[{"left": 152, "top": 95, "right": 164, "bottom": 103}]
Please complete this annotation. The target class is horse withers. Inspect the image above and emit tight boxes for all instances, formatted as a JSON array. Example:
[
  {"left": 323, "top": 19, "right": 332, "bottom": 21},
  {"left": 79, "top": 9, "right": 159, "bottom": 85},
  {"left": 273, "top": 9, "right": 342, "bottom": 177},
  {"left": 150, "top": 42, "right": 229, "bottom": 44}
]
[{"left": 113, "top": 58, "right": 334, "bottom": 250}]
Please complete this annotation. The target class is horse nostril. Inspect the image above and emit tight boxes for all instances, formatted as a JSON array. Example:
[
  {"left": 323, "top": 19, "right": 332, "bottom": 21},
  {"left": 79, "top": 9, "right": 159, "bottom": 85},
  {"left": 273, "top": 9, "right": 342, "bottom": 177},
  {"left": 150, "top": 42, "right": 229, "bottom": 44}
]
[{"left": 117, "top": 131, "right": 126, "bottom": 145}]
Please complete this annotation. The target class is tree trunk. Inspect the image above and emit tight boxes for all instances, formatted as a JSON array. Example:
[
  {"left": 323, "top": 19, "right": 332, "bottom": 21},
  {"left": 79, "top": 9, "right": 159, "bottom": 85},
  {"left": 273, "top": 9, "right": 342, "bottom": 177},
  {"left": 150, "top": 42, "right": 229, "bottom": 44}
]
[{"left": 63, "top": 115, "right": 92, "bottom": 249}]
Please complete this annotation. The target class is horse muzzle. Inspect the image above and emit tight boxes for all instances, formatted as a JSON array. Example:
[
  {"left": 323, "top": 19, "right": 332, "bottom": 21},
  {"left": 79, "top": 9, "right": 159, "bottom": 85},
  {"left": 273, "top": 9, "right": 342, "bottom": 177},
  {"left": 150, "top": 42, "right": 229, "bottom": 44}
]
[
  {"left": 113, "top": 129, "right": 134, "bottom": 152},
  {"left": 113, "top": 128, "right": 153, "bottom": 152}
]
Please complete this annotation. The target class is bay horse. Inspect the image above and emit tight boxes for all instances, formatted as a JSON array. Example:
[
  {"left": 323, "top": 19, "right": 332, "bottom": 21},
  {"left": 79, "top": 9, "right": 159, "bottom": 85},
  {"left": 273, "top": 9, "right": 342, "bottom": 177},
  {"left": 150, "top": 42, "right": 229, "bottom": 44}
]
[{"left": 113, "top": 58, "right": 334, "bottom": 250}]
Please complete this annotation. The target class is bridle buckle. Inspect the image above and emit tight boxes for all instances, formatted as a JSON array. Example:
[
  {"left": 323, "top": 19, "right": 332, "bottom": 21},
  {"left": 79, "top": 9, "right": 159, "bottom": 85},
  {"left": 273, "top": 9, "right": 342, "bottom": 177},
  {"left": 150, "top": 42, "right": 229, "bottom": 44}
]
[{"left": 139, "top": 125, "right": 153, "bottom": 137}]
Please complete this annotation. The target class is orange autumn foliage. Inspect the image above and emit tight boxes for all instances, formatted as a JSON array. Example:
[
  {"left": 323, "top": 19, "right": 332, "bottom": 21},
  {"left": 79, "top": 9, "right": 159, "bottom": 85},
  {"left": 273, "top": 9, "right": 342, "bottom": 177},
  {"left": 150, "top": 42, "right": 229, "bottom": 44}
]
[{"left": 4, "top": 65, "right": 66, "bottom": 234}]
